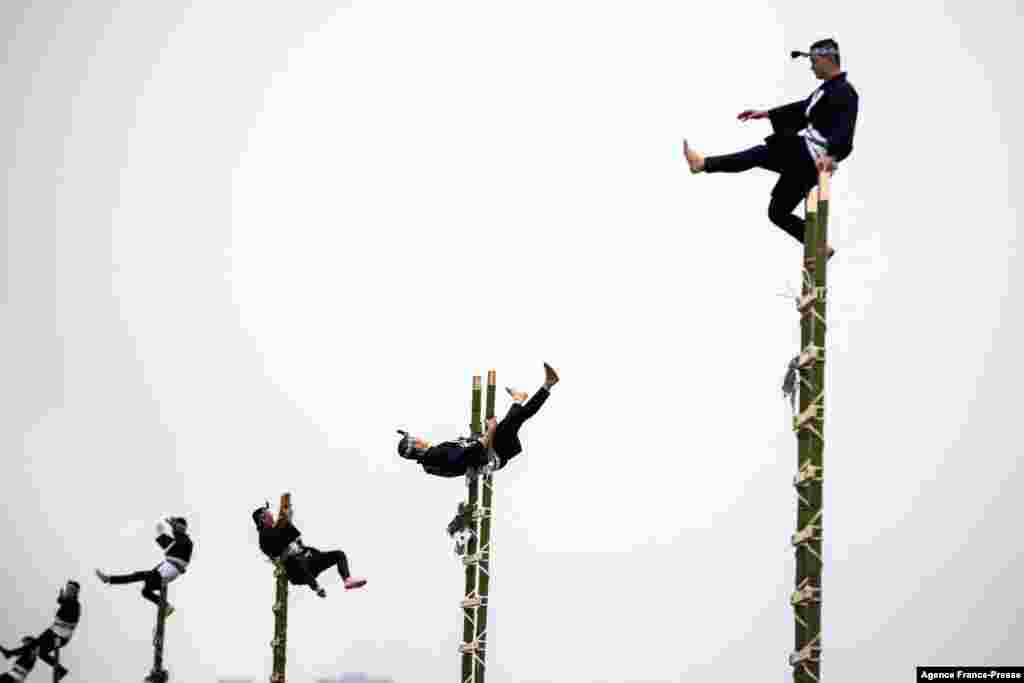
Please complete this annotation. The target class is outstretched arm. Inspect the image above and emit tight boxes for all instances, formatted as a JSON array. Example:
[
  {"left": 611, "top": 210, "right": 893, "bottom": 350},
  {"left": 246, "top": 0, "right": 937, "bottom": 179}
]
[{"left": 768, "top": 99, "right": 808, "bottom": 133}]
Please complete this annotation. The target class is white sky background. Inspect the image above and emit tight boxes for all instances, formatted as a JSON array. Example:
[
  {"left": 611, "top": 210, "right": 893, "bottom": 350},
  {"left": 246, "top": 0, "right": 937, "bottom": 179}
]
[{"left": 2, "top": 1, "right": 1021, "bottom": 681}]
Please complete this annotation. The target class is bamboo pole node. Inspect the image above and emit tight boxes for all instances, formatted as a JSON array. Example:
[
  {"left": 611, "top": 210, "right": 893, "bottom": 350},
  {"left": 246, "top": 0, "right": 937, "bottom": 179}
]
[
  {"left": 806, "top": 188, "right": 819, "bottom": 214},
  {"left": 790, "top": 578, "right": 822, "bottom": 608},
  {"left": 796, "top": 345, "right": 824, "bottom": 369},
  {"left": 797, "top": 286, "right": 826, "bottom": 314},
  {"left": 793, "top": 402, "right": 820, "bottom": 431},
  {"left": 791, "top": 510, "right": 824, "bottom": 563},
  {"left": 818, "top": 172, "right": 831, "bottom": 201},
  {"left": 789, "top": 635, "right": 821, "bottom": 679},
  {"left": 794, "top": 461, "right": 823, "bottom": 488}
]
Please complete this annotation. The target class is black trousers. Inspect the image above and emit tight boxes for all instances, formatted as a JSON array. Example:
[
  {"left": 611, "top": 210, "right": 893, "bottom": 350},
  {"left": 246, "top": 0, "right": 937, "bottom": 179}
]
[
  {"left": 492, "top": 386, "right": 550, "bottom": 464},
  {"left": 34, "top": 630, "right": 66, "bottom": 669},
  {"left": 2, "top": 629, "right": 66, "bottom": 668},
  {"left": 703, "top": 138, "right": 819, "bottom": 244},
  {"left": 106, "top": 567, "right": 165, "bottom": 606},
  {"left": 287, "top": 548, "right": 351, "bottom": 589}
]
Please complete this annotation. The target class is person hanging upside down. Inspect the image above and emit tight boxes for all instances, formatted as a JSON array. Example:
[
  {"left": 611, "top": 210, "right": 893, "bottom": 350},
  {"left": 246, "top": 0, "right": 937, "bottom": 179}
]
[
  {"left": 0, "top": 638, "right": 37, "bottom": 683},
  {"left": 397, "top": 362, "right": 559, "bottom": 477},
  {"left": 0, "top": 580, "right": 80, "bottom": 681},
  {"left": 94, "top": 516, "right": 193, "bottom": 618},
  {"left": 683, "top": 38, "right": 858, "bottom": 269},
  {"left": 252, "top": 504, "right": 367, "bottom": 597}
]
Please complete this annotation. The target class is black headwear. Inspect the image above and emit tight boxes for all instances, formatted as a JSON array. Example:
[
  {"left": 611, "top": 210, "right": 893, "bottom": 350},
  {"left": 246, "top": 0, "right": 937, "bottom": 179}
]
[
  {"left": 252, "top": 501, "right": 270, "bottom": 529},
  {"left": 396, "top": 429, "right": 419, "bottom": 459},
  {"left": 791, "top": 39, "right": 839, "bottom": 60}
]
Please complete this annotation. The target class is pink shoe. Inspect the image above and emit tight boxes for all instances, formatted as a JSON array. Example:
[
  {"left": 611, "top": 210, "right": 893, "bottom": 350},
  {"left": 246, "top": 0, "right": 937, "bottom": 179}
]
[{"left": 344, "top": 577, "right": 367, "bottom": 590}]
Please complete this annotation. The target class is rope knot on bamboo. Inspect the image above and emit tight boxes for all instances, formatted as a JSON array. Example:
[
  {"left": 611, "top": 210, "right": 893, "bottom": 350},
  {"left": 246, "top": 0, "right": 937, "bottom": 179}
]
[
  {"left": 791, "top": 510, "right": 824, "bottom": 564},
  {"left": 789, "top": 634, "right": 821, "bottom": 680},
  {"left": 792, "top": 391, "right": 825, "bottom": 441}
]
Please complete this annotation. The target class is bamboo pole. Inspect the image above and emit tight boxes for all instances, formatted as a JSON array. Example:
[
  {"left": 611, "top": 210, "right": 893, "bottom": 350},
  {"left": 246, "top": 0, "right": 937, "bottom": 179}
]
[
  {"left": 460, "top": 377, "right": 483, "bottom": 683},
  {"left": 145, "top": 583, "right": 169, "bottom": 683},
  {"left": 791, "top": 173, "right": 828, "bottom": 681},
  {"left": 271, "top": 493, "right": 293, "bottom": 683},
  {"left": 472, "top": 369, "right": 497, "bottom": 682}
]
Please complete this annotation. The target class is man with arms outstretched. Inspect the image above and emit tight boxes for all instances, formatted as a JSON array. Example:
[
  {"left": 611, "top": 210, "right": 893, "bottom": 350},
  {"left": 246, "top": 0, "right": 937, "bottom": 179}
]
[{"left": 683, "top": 38, "right": 858, "bottom": 268}]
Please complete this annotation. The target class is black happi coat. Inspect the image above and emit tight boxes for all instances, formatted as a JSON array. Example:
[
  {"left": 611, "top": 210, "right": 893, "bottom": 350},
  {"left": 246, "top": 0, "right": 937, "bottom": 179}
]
[
  {"left": 156, "top": 528, "right": 193, "bottom": 570},
  {"left": 418, "top": 437, "right": 488, "bottom": 477},
  {"left": 258, "top": 521, "right": 316, "bottom": 586},
  {"left": 767, "top": 72, "right": 859, "bottom": 161}
]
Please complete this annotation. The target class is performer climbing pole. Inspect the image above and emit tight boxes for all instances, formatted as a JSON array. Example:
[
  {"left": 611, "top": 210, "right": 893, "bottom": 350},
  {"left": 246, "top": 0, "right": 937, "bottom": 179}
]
[
  {"left": 145, "top": 583, "right": 170, "bottom": 683},
  {"left": 682, "top": 38, "right": 857, "bottom": 268},
  {"left": 788, "top": 173, "right": 830, "bottom": 681},
  {"left": 1, "top": 580, "right": 80, "bottom": 681},
  {"left": 271, "top": 493, "right": 292, "bottom": 683},
  {"left": 0, "top": 638, "right": 38, "bottom": 683},
  {"left": 397, "top": 362, "right": 557, "bottom": 682}
]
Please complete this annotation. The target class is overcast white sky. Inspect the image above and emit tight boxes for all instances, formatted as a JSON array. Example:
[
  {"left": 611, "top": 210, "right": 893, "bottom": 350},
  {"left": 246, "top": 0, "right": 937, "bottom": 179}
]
[{"left": 2, "top": 1, "right": 1021, "bottom": 681}]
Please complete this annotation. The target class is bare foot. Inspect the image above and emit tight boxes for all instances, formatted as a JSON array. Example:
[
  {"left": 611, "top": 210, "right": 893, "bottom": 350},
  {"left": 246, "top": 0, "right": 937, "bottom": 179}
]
[
  {"left": 543, "top": 362, "right": 559, "bottom": 387},
  {"left": 506, "top": 387, "right": 529, "bottom": 403},
  {"left": 683, "top": 139, "right": 705, "bottom": 174}
]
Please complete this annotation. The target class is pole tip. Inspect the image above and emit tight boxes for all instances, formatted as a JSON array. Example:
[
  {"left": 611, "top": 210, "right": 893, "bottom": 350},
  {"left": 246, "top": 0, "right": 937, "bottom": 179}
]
[{"left": 806, "top": 188, "right": 819, "bottom": 212}]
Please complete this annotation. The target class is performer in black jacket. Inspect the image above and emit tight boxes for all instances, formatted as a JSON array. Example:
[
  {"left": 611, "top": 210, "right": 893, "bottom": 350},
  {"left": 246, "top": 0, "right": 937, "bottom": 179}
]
[
  {"left": 683, "top": 38, "right": 858, "bottom": 267},
  {"left": 252, "top": 505, "right": 367, "bottom": 597},
  {"left": 398, "top": 362, "right": 559, "bottom": 477},
  {"left": 0, "top": 580, "right": 80, "bottom": 681},
  {"left": 0, "top": 638, "right": 37, "bottom": 683},
  {"left": 95, "top": 516, "right": 193, "bottom": 617}
]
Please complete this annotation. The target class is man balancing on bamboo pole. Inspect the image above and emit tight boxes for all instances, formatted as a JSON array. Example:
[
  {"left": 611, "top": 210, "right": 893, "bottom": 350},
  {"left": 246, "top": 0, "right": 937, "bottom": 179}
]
[
  {"left": 94, "top": 516, "right": 193, "bottom": 618},
  {"left": 397, "top": 362, "right": 559, "bottom": 477},
  {"left": 0, "top": 580, "right": 81, "bottom": 681},
  {"left": 683, "top": 38, "right": 858, "bottom": 268},
  {"left": 252, "top": 504, "right": 367, "bottom": 597}
]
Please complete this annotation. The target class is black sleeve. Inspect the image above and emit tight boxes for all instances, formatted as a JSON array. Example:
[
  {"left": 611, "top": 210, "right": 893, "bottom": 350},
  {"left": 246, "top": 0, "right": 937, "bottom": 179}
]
[
  {"left": 155, "top": 534, "right": 174, "bottom": 550},
  {"left": 825, "top": 86, "right": 858, "bottom": 160},
  {"left": 769, "top": 99, "right": 807, "bottom": 134},
  {"left": 283, "top": 523, "right": 301, "bottom": 545}
]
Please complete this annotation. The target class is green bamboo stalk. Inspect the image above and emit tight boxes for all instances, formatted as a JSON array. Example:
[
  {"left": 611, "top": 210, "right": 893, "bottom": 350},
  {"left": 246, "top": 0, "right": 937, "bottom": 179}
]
[
  {"left": 791, "top": 175, "right": 829, "bottom": 682},
  {"left": 271, "top": 493, "right": 293, "bottom": 683},
  {"left": 461, "top": 376, "right": 483, "bottom": 683},
  {"left": 806, "top": 173, "right": 829, "bottom": 680},
  {"left": 472, "top": 370, "right": 497, "bottom": 682},
  {"left": 145, "top": 583, "right": 169, "bottom": 683}
]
